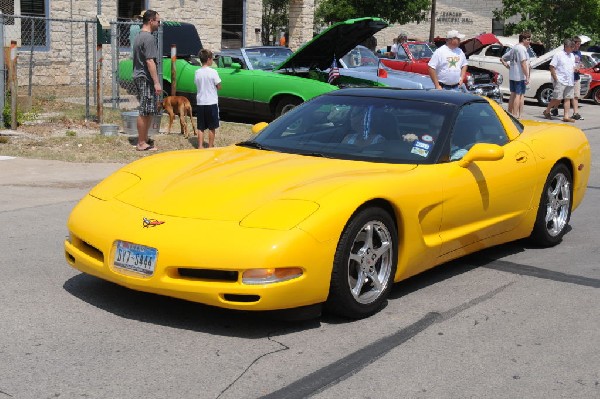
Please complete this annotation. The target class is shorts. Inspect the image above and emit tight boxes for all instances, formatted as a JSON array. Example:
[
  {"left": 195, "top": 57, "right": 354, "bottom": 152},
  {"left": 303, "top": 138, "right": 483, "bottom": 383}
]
[
  {"left": 509, "top": 80, "right": 527, "bottom": 95},
  {"left": 552, "top": 82, "right": 574, "bottom": 100},
  {"left": 134, "top": 77, "right": 160, "bottom": 116},
  {"left": 196, "top": 104, "right": 220, "bottom": 131},
  {"left": 574, "top": 79, "right": 581, "bottom": 98}
]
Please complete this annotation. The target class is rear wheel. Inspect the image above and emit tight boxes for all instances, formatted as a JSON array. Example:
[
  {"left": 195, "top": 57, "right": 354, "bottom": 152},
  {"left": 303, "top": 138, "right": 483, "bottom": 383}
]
[
  {"left": 529, "top": 164, "right": 572, "bottom": 247},
  {"left": 274, "top": 96, "right": 302, "bottom": 118},
  {"left": 536, "top": 84, "right": 553, "bottom": 106},
  {"left": 326, "top": 207, "right": 397, "bottom": 319}
]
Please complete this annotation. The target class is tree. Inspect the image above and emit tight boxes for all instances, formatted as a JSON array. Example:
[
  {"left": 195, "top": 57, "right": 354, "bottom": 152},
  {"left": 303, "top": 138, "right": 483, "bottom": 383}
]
[
  {"left": 316, "top": 0, "right": 430, "bottom": 26},
  {"left": 494, "top": 0, "right": 600, "bottom": 50},
  {"left": 262, "top": 0, "right": 289, "bottom": 45}
]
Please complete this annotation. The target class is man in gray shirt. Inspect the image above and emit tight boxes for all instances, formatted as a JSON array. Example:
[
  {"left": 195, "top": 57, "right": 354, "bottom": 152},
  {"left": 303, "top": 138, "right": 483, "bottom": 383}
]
[
  {"left": 501, "top": 31, "right": 531, "bottom": 119},
  {"left": 132, "top": 9, "right": 162, "bottom": 151}
]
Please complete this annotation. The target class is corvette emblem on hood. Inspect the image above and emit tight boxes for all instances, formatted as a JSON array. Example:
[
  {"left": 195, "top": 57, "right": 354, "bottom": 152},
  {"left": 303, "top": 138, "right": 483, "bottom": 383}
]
[{"left": 143, "top": 217, "right": 165, "bottom": 228}]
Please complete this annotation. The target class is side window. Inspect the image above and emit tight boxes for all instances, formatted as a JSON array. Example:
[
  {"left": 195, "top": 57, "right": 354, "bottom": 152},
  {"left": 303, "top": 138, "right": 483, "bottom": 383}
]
[
  {"left": 484, "top": 45, "right": 503, "bottom": 58},
  {"left": 449, "top": 102, "right": 509, "bottom": 161}
]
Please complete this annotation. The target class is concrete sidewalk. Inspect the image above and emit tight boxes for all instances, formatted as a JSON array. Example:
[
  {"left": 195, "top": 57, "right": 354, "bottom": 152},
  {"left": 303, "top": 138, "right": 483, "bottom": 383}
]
[{"left": 0, "top": 156, "right": 123, "bottom": 212}]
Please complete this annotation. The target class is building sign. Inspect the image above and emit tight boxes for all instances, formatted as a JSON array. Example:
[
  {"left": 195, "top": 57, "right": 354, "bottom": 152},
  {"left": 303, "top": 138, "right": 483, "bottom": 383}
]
[{"left": 423, "top": 11, "right": 474, "bottom": 24}]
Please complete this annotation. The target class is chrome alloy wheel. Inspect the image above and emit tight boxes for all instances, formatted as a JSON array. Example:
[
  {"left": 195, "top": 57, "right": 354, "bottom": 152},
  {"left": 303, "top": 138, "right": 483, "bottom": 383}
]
[
  {"left": 544, "top": 172, "right": 571, "bottom": 237},
  {"left": 347, "top": 221, "right": 393, "bottom": 304}
]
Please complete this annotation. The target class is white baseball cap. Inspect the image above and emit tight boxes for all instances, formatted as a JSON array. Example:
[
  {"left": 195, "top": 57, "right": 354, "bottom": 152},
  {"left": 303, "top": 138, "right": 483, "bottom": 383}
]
[{"left": 447, "top": 30, "right": 465, "bottom": 40}]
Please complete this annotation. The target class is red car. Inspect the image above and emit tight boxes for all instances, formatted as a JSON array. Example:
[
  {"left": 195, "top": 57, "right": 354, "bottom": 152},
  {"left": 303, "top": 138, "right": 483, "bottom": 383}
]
[
  {"left": 381, "top": 35, "right": 502, "bottom": 103},
  {"left": 580, "top": 55, "right": 600, "bottom": 105}
]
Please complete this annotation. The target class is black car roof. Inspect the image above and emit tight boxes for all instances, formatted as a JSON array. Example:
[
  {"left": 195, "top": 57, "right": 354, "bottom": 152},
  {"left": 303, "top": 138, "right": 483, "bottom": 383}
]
[
  {"left": 161, "top": 21, "right": 203, "bottom": 58},
  {"left": 326, "top": 87, "right": 487, "bottom": 106}
]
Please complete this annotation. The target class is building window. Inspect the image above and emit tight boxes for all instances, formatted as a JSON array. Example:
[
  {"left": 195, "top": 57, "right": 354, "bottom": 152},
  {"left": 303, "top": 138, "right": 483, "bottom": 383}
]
[
  {"left": 21, "top": 0, "right": 48, "bottom": 47},
  {"left": 492, "top": 19, "right": 505, "bottom": 37},
  {"left": 118, "top": 0, "right": 147, "bottom": 49},
  {"left": 0, "top": 2, "right": 15, "bottom": 25},
  {"left": 222, "top": 0, "right": 244, "bottom": 49}
]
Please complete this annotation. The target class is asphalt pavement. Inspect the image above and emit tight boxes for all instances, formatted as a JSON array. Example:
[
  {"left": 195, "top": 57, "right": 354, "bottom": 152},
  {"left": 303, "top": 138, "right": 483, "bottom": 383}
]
[{"left": 0, "top": 99, "right": 599, "bottom": 399}]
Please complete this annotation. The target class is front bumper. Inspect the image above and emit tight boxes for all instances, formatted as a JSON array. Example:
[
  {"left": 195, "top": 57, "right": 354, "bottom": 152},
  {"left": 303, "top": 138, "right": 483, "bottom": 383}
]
[
  {"left": 468, "top": 83, "right": 502, "bottom": 104},
  {"left": 64, "top": 195, "right": 335, "bottom": 311}
]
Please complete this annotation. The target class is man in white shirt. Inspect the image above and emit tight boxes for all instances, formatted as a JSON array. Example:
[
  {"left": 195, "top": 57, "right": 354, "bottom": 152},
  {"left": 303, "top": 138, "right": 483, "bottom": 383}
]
[
  {"left": 428, "top": 30, "right": 468, "bottom": 91},
  {"left": 543, "top": 38, "right": 576, "bottom": 123}
]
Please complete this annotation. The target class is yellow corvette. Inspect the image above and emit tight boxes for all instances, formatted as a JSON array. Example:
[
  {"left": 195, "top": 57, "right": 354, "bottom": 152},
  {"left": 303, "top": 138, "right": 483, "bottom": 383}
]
[{"left": 65, "top": 88, "right": 590, "bottom": 319}]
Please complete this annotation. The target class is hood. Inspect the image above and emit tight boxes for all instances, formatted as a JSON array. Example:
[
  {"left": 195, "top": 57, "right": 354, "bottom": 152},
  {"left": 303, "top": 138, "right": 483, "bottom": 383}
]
[
  {"left": 460, "top": 33, "right": 500, "bottom": 57},
  {"left": 116, "top": 146, "right": 415, "bottom": 220},
  {"left": 276, "top": 17, "right": 388, "bottom": 71},
  {"left": 531, "top": 35, "right": 591, "bottom": 68},
  {"left": 161, "top": 21, "right": 203, "bottom": 58}
]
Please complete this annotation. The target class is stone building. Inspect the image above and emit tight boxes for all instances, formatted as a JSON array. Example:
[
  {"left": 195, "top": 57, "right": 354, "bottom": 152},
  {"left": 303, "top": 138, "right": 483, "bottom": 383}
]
[{"left": 375, "top": 0, "right": 510, "bottom": 50}]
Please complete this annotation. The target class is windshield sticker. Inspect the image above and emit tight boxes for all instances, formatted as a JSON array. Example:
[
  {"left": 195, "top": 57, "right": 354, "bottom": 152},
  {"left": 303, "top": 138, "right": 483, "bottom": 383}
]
[
  {"left": 411, "top": 145, "right": 429, "bottom": 157},
  {"left": 413, "top": 140, "right": 430, "bottom": 150},
  {"left": 421, "top": 134, "right": 434, "bottom": 143},
  {"left": 402, "top": 133, "right": 418, "bottom": 142}
]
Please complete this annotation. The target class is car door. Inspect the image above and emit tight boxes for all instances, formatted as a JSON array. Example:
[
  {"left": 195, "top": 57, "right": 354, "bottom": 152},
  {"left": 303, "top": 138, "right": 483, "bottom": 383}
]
[{"left": 438, "top": 102, "right": 537, "bottom": 255}]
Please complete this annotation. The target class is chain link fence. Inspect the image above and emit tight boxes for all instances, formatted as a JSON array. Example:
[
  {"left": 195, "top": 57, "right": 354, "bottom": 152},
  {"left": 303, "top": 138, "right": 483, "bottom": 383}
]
[{"left": 0, "top": 14, "right": 164, "bottom": 128}]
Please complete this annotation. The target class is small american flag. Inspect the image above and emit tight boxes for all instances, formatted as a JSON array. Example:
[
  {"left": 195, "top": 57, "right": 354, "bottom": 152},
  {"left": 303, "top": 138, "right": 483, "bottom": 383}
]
[{"left": 328, "top": 57, "right": 340, "bottom": 84}]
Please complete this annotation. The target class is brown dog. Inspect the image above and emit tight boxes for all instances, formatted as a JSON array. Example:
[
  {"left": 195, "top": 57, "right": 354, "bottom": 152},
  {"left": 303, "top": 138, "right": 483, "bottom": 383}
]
[{"left": 161, "top": 96, "right": 197, "bottom": 138}]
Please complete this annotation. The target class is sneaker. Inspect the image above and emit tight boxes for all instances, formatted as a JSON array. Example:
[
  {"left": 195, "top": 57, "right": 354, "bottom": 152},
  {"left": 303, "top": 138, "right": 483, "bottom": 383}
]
[
  {"left": 550, "top": 108, "right": 559, "bottom": 116},
  {"left": 543, "top": 110, "right": 552, "bottom": 119},
  {"left": 572, "top": 113, "right": 583, "bottom": 120},
  {"left": 562, "top": 118, "right": 575, "bottom": 123}
]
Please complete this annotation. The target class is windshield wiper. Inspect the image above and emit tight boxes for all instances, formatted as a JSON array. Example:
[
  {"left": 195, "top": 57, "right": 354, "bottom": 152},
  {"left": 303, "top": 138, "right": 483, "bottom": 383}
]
[{"left": 236, "top": 141, "right": 270, "bottom": 150}]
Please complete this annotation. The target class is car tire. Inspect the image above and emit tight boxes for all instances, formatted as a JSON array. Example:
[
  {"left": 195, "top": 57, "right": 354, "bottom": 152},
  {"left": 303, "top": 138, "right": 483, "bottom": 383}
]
[
  {"left": 536, "top": 84, "right": 553, "bottom": 106},
  {"left": 326, "top": 207, "right": 397, "bottom": 319},
  {"left": 529, "top": 163, "right": 572, "bottom": 247},
  {"left": 592, "top": 86, "right": 600, "bottom": 105},
  {"left": 275, "top": 96, "right": 302, "bottom": 118}
]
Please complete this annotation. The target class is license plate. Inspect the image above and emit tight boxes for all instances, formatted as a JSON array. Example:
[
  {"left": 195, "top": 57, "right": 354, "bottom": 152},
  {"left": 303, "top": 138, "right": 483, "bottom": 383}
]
[{"left": 113, "top": 240, "right": 158, "bottom": 276}]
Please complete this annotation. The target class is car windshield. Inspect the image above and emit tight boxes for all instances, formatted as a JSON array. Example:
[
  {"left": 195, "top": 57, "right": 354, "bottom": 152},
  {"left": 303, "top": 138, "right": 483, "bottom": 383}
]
[
  {"left": 249, "top": 95, "right": 454, "bottom": 164},
  {"left": 341, "top": 47, "right": 380, "bottom": 68},
  {"left": 407, "top": 43, "right": 434, "bottom": 59},
  {"left": 245, "top": 47, "right": 293, "bottom": 70},
  {"left": 579, "top": 54, "right": 597, "bottom": 69}
]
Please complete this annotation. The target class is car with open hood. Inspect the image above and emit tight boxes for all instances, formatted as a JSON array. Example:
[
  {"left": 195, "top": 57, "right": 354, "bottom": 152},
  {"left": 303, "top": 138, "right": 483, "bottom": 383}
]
[
  {"left": 468, "top": 35, "right": 592, "bottom": 106},
  {"left": 118, "top": 17, "right": 433, "bottom": 120},
  {"left": 65, "top": 88, "right": 591, "bottom": 320},
  {"left": 379, "top": 34, "right": 502, "bottom": 103}
]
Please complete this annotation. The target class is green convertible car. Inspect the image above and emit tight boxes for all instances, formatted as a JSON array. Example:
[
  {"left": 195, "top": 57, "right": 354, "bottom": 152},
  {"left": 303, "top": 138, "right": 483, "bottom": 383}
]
[{"left": 119, "top": 17, "right": 426, "bottom": 120}]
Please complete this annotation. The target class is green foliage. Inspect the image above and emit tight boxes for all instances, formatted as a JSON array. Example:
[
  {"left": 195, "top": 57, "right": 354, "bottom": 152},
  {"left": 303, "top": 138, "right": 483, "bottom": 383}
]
[
  {"left": 66, "top": 130, "right": 77, "bottom": 137},
  {"left": 316, "top": 0, "right": 430, "bottom": 25},
  {"left": 2, "top": 93, "right": 39, "bottom": 128},
  {"left": 262, "top": 0, "right": 289, "bottom": 45},
  {"left": 494, "top": 0, "right": 600, "bottom": 49}
]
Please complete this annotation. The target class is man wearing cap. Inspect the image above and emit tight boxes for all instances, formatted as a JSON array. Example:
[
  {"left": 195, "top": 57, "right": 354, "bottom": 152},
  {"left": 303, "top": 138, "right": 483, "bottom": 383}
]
[{"left": 428, "top": 30, "right": 468, "bottom": 91}]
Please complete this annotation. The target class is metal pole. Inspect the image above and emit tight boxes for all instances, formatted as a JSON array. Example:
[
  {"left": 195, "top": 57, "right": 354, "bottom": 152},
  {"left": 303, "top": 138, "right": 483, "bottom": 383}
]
[
  {"left": 10, "top": 40, "right": 18, "bottom": 130},
  {"left": 85, "top": 21, "right": 90, "bottom": 121},
  {"left": 111, "top": 21, "right": 118, "bottom": 109},
  {"left": 28, "top": 17, "right": 34, "bottom": 96},
  {"left": 97, "top": 44, "right": 103, "bottom": 123},
  {"left": 0, "top": 12, "right": 6, "bottom": 128}
]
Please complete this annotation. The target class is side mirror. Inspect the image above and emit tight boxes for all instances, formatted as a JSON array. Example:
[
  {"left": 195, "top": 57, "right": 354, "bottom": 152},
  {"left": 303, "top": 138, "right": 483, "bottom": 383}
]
[
  {"left": 251, "top": 122, "right": 268, "bottom": 134},
  {"left": 458, "top": 143, "right": 504, "bottom": 167}
]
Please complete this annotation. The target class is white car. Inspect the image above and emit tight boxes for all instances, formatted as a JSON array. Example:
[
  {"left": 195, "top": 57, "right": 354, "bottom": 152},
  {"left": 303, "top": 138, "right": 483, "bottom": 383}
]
[{"left": 468, "top": 35, "right": 591, "bottom": 106}]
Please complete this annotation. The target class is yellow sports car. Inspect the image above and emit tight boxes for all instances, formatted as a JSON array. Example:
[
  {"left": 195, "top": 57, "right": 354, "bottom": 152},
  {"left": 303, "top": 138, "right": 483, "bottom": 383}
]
[{"left": 65, "top": 88, "right": 590, "bottom": 319}]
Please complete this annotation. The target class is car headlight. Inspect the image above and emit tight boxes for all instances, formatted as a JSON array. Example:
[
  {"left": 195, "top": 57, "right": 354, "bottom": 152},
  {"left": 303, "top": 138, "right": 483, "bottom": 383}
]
[
  {"left": 89, "top": 171, "right": 140, "bottom": 201},
  {"left": 240, "top": 199, "right": 319, "bottom": 230},
  {"left": 242, "top": 267, "right": 304, "bottom": 284},
  {"left": 497, "top": 74, "right": 503, "bottom": 85}
]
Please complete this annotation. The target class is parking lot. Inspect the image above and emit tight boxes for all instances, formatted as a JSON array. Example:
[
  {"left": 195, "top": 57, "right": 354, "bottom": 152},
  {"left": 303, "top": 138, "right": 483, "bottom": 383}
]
[{"left": 0, "top": 98, "right": 599, "bottom": 399}]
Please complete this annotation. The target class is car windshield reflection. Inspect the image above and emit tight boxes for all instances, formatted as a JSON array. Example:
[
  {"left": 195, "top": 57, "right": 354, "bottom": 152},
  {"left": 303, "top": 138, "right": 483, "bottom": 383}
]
[
  {"left": 245, "top": 47, "right": 293, "bottom": 70},
  {"left": 251, "top": 95, "right": 453, "bottom": 164}
]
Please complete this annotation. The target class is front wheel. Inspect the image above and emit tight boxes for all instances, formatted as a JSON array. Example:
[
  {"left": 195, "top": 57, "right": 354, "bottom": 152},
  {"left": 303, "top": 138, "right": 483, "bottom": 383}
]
[
  {"left": 592, "top": 86, "right": 600, "bottom": 105},
  {"left": 536, "top": 84, "right": 553, "bottom": 106},
  {"left": 326, "top": 207, "right": 397, "bottom": 319},
  {"left": 529, "top": 164, "right": 572, "bottom": 247}
]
